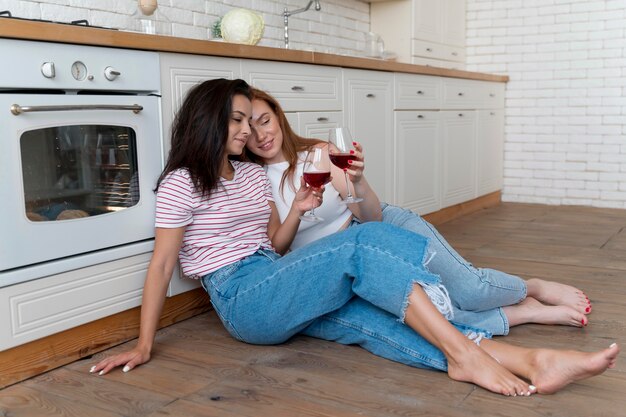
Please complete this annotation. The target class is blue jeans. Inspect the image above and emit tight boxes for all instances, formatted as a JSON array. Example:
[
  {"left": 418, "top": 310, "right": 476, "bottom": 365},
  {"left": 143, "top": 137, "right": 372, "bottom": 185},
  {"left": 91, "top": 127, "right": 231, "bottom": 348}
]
[
  {"left": 201, "top": 222, "right": 490, "bottom": 372},
  {"left": 377, "top": 203, "right": 526, "bottom": 335}
]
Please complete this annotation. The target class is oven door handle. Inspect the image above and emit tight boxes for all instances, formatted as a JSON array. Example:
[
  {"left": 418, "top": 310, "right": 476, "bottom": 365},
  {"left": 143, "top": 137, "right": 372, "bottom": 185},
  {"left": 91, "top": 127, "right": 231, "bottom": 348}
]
[{"left": 10, "top": 104, "right": 143, "bottom": 115}]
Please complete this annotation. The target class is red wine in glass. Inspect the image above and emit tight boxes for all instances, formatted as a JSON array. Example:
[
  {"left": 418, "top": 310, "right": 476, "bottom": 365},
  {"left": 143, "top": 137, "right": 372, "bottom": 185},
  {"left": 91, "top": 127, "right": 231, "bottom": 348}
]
[
  {"left": 329, "top": 153, "right": 356, "bottom": 170},
  {"left": 300, "top": 148, "right": 330, "bottom": 222},
  {"left": 328, "top": 127, "right": 363, "bottom": 204},
  {"left": 303, "top": 171, "right": 331, "bottom": 188}
]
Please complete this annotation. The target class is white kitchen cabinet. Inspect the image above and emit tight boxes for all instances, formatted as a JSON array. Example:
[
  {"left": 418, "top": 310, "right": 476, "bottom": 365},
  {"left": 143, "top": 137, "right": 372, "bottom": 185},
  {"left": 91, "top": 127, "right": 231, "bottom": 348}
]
[
  {"left": 242, "top": 59, "right": 342, "bottom": 112},
  {"left": 393, "top": 73, "right": 502, "bottom": 214},
  {"left": 160, "top": 52, "right": 242, "bottom": 157},
  {"left": 287, "top": 111, "right": 343, "bottom": 139},
  {"left": 159, "top": 52, "right": 242, "bottom": 296},
  {"left": 394, "top": 72, "right": 441, "bottom": 110},
  {"left": 395, "top": 111, "right": 441, "bottom": 214},
  {"left": 440, "top": 110, "right": 477, "bottom": 207},
  {"left": 298, "top": 111, "right": 343, "bottom": 139},
  {"left": 477, "top": 109, "right": 504, "bottom": 195},
  {"left": 243, "top": 58, "right": 344, "bottom": 152},
  {"left": 0, "top": 252, "right": 151, "bottom": 351},
  {"left": 412, "top": 0, "right": 441, "bottom": 44},
  {"left": 441, "top": 0, "right": 466, "bottom": 48},
  {"left": 343, "top": 69, "right": 395, "bottom": 203},
  {"left": 371, "top": 0, "right": 466, "bottom": 68}
]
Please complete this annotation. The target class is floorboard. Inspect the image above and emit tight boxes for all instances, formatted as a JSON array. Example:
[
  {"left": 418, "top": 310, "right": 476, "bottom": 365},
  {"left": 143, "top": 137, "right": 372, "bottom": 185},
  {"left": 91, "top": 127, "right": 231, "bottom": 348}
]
[{"left": 1, "top": 203, "right": 625, "bottom": 417}]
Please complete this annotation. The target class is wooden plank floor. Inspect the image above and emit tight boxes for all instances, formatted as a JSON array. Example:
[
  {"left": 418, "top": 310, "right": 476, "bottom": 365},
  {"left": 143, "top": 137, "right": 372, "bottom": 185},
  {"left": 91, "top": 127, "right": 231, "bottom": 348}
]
[{"left": 1, "top": 202, "right": 625, "bottom": 417}]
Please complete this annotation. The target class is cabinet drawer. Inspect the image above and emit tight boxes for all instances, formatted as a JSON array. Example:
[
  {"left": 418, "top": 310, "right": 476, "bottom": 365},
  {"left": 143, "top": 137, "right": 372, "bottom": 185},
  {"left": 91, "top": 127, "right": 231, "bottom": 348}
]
[
  {"left": 242, "top": 60, "right": 342, "bottom": 112},
  {"left": 475, "top": 81, "right": 505, "bottom": 109},
  {"left": 0, "top": 253, "right": 151, "bottom": 351},
  {"left": 411, "top": 56, "right": 466, "bottom": 71},
  {"left": 394, "top": 73, "right": 442, "bottom": 110},
  {"left": 442, "top": 78, "right": 505, "bottom": 109},
  {"left": 298, "top": 111, "right": 343, "bottom": 139},
  {"left": 412, "top": 39, "right": 465, "bottom": 63}
]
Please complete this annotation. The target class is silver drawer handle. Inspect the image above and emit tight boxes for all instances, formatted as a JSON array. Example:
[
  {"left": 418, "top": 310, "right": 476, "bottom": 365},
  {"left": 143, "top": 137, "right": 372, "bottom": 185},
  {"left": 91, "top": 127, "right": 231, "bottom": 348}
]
[
  {"left": 417, "top": 114, "right": 424, "bottom": 119},
  {"left": 417, "top": 90, "right": 424, "bottom": 95},
  {"left": 366, "top": 93, "right": 375, "bottom": 98},
  {"left": 458, "top": 113, "right": 464, "bottom": 117},
  {"left": 11, "top": 104, "right": 143, "bottom": 115},
  {"left": 317, "top": 117, "right": 329, "bottom": 122},
  {"left": 291, "top": 86, "right": 305, "bottom": 91},
  {"left": 457, "top": 92, "right": 464, "bottom": 96}
]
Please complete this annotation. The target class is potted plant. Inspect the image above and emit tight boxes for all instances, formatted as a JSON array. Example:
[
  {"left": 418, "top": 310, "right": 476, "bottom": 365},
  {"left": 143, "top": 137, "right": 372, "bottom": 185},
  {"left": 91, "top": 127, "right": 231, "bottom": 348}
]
[{"left": 211, "top": 17, "right": 223, "bottom": 40}]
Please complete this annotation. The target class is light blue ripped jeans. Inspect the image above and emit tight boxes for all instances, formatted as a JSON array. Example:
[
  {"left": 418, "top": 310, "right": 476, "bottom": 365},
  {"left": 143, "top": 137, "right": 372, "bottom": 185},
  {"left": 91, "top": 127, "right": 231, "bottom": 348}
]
[
  {"left": 201, "top": 222, "right": 491, "bottom": 372},
  {"left": 374, "top": 203, "right": 527, "bottom": 335}
]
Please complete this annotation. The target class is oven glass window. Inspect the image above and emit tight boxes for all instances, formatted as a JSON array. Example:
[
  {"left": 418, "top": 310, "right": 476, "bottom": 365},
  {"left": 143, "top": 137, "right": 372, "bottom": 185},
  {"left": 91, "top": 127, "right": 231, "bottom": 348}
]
[{"left": 20, "top": 125, "right": 139, "bottom": 222}]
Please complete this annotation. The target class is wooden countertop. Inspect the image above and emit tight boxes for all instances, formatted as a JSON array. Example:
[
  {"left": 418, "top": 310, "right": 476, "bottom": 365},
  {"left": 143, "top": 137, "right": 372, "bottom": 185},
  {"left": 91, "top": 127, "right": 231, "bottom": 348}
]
[{"left": 0, "top": 18, "right": 508, "bottom": 83}]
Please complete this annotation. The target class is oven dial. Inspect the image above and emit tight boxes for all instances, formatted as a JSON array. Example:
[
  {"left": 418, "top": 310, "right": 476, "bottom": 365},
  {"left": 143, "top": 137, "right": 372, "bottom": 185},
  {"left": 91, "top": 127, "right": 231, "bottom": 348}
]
[
  {"left": 41, "top": 62, "right": 55, "bottom": 78},
  {"left": 104, "top": 66, "right": 121, "bottom": 81},
  {"left": 71, "top": 61, "right": 88, "bottom": 81}
]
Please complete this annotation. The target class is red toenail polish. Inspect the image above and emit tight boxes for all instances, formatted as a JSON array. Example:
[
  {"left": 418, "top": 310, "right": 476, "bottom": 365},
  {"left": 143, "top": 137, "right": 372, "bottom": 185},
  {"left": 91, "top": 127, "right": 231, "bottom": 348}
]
[
  {"left": 581, "top": 319, "right": 586, "bottom": 326},
  {"left": 585, "top": 307, "right": 590, "bottom": 313}
]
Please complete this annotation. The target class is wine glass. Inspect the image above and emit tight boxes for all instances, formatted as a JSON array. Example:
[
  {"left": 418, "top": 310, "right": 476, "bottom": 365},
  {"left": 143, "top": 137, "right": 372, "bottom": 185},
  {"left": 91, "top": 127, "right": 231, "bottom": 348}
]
[
  {"left": 328, "top": 127, "right": 363, "bottom": 204},
  {"left": 299, "top": 147, "right": 331, "bottom": 222}
]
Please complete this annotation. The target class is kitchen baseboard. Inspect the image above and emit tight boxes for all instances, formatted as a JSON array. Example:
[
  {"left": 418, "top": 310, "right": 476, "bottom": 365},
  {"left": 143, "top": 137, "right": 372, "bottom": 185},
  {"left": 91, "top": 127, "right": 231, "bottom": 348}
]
[
  {"left": 423, "top": 191, "right": 501, "bottom": 226},
  {"left": 0, "top": 288, "right": 211, "bottom": 389}
]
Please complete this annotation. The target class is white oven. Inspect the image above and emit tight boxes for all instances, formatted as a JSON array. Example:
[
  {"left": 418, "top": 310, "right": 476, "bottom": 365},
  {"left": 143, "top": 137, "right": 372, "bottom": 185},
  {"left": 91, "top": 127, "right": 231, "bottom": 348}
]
[{"left": 0, "top": 39, "right": 162, "bottom": 287}]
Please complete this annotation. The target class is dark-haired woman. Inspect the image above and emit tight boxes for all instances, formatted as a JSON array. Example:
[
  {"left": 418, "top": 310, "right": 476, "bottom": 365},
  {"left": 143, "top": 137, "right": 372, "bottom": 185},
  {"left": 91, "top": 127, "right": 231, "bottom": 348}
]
[
  {"left": 91, "top": 78, "right": 619, "bottom": 396},
  {"left": 244, "top": 88, "right": 592, "bottom": 336}
]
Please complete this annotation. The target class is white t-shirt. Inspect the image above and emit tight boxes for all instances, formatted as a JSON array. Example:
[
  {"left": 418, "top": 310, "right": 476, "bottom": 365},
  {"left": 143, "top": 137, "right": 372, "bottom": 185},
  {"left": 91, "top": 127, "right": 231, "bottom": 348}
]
[
  {"left": 155, "top": 161, "right": 275, "bottom": 278},
  {"left": 264, "top": 152, "right": 352, "bottom": 250}
]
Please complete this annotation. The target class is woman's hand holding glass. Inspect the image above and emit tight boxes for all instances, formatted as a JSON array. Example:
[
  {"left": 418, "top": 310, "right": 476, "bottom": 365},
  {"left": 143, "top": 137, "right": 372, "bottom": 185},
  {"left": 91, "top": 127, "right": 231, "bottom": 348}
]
[
  {"left": 343, "top": 141, "right": 365, "bottom": 185},
  {"left": 328, "top": 127, "right": 363, "bottom": 204},
  {"left": 299, "top": 147, "right": 331, "bottom": 222}
]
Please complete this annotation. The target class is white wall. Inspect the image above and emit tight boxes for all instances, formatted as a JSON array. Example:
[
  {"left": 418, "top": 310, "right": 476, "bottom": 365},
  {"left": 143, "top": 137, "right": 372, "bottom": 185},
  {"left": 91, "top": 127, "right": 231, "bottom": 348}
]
[
  {"left": 2, "top": 0, "right": 370, "bottom": 56},
  {"left": 466, "top": 0, "right": 626, "bottom": 208}
]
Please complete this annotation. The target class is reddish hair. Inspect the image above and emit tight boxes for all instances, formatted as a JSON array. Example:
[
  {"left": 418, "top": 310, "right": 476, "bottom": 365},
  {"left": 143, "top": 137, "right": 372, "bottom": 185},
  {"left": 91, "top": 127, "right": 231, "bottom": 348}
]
[{"left": 244, "top": 87, "right": 325, "bottom": 195}]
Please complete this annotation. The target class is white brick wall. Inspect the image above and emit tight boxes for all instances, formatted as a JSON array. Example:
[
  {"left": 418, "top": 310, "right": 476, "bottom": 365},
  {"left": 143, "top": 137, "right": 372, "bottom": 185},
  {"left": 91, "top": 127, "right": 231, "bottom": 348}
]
[
  {"left": 2, "top": 0, "right": 370, "bottom": 55},
  {"left": 466, "top": 0, "right": 626, "bottom": 208}
]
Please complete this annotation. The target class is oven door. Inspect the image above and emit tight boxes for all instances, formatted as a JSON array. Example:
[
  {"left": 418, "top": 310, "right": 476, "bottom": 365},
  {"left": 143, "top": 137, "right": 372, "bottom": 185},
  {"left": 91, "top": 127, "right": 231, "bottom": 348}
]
[{"left": 0, "top": 94, "right": 162, "bottom": 272}]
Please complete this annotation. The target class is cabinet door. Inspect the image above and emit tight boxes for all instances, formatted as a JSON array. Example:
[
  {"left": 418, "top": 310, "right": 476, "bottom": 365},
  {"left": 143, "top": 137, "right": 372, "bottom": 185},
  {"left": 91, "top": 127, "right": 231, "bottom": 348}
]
[
  {"left": 298, "top": 112, "right": 343, "bottom": 139},
  {"left": 284, "top": 112, "right": 300, "bottom": 135},
  {"left": 343, "top": 69, "right": 395, "bottom": 203},
  {"left": 442, "top": 0, "right": 466, "bottom": 47},
  {"left": 160, "top": 53, "right": 242, "bottom": 157},
  {"left": 441, "top": 110, "right": 477, "bottom": 208},
  {"left": 413, "top": 0, "right": 442, "bottom": 44},
  {"left": 160, "top": 52, "right": 242, "bottom": 297},
  {"left": 477, "top": 109, "right": 504, "bottom": 196},
  {"left": 395, "top": 111, "right": 441, "bottom": 214}
]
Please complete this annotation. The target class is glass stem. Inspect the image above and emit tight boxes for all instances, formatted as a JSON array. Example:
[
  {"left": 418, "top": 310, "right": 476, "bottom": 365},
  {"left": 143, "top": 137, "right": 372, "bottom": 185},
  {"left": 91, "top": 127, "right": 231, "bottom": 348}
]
[{"left": 344, "top": 172, "right": 353, "bottom": 198}]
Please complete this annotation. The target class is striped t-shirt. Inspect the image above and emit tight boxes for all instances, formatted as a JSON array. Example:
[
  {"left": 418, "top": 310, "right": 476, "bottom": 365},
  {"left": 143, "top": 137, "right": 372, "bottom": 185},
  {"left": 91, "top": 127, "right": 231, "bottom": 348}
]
[{"left": 155, "top": 160, "right": 275, "bottom": 279}]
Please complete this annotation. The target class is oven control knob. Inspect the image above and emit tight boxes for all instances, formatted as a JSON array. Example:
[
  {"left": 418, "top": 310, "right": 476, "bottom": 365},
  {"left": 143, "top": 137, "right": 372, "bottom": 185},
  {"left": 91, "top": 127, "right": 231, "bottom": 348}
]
[
  {"left": 104, "top": 66, "right": 121, "bottom": 81},
  {"left": 41, "top": 62, "right": 56, "bottom": 79}
]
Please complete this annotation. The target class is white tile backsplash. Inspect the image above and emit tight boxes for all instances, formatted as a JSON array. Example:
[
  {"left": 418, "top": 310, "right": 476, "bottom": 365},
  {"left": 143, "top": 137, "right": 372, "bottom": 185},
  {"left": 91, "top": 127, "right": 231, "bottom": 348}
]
[{"left": 4, "top": 0, "right": 370, "bottom": 55}]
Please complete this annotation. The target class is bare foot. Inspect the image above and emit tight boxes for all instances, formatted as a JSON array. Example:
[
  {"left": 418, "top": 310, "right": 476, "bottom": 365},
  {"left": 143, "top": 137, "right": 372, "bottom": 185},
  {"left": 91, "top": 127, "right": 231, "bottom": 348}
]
[
  {"left": 529, "top": 343, "right": 620, "bottom": 394},
  {"left": 526, "top": 278, "right": 591, "bottom": 314},
  {"left": 504, "top": 297, "right": 587, "bottom": 327},
  {"left": 446, "top": 340, "right": 536, "bottom": 397}
]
